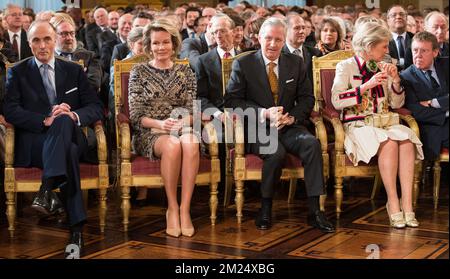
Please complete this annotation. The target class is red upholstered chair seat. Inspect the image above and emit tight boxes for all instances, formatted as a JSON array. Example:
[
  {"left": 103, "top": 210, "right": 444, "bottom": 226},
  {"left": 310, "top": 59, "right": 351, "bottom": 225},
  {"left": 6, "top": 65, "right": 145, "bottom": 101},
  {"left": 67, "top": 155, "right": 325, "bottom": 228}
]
[
  {"left": 14, "top": 164, "right": 100, "bottom": 181},
  {"left": 229, "top": 148, "right": 303, "bottom": 170},
  {"left": 130, "top": 154, "right": 212, "bottom": 175}
]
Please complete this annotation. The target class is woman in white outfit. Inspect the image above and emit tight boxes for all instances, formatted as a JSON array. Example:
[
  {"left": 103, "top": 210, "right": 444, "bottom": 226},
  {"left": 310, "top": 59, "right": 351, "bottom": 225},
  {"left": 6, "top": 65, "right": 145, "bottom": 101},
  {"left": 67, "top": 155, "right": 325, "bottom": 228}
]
[{"left": 331, "top": 22, "right": 423, "bottom": 228}]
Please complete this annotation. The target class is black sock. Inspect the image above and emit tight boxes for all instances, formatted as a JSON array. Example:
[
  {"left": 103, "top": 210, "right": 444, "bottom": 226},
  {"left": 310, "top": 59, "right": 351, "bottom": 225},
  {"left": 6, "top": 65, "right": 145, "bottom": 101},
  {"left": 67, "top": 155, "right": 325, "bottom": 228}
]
[
  {"left": 71, "top": 221, "right": 85, "bottom": 233},
  {"left": 308, "top": 196, "right": 320, "bottom": 215},
  {"left": 42, "top": 175, "right": 66, "bottom": 191}
]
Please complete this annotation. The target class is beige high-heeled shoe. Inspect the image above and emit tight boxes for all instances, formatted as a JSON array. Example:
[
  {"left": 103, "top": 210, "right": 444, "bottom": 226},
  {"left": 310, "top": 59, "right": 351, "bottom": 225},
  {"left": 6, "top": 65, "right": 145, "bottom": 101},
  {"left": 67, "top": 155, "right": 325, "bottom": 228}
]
[
  {"left": 404, "top": 212, "right": 419, "bottom": 228},
  {"left": 399, "top": 198, "right": 419, "bottom": 228},
  {"left": 165, "top": 210, "right": 181, "bottom": 238},
  {"left": 386, "top": 203, "right": 406, "bottom": 229},
  {"left": 180, "top": 214, "right": 195, "bottom": 237}
]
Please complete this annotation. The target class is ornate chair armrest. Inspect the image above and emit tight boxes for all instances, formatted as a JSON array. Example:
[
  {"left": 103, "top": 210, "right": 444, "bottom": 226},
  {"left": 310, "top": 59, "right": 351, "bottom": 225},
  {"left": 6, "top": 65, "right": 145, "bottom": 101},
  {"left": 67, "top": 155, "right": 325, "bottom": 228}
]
[
  {"left": 233, "top": 116, "right": 245, "bottom": 157},
  {"left": 202, "top": 121, "right": 219, "bottom": 158},
  {"left": 117, "top": 113, "right": 131, "bottom": 160},
  {"left": 321, "top": 107, "right": 345, "bottom": 152},
  {"left": 4, "top": 124, "right": 15, "bottom": 167},
  {"left": 93, "top": 121, "right": 107, "bottom": 163},
  {"left": 395, "top": 110, "right": 420, "bottom": 138},
  {"left": 310, "top": 113, "right": 327, "bottom": 153}
]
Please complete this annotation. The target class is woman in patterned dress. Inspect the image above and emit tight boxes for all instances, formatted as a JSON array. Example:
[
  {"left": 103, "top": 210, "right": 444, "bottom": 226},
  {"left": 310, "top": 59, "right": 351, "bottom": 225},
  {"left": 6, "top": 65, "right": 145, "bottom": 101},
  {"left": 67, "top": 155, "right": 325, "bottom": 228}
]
[
  {"left": 331, "top": 22, "right": 423, "bottom": 228},
  {"left": 128, "top": 19, "right": 199, "bottom": 238}
]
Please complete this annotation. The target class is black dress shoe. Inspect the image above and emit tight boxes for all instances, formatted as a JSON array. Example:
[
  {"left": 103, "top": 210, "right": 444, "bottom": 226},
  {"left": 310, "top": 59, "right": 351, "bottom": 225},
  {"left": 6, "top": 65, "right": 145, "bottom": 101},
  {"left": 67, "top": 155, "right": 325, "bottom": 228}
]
[
  {"left": 255, "top": 209, "right": 272, "bottom": 230},
  {"left": 307, "top": 210, "right": 335, "bottom": 233},
  {"left": 31, "top": 188, "right": 64, "bottom": 215},
  {"left": 65, "top": 232, "right": 84, "bottom": 259}
]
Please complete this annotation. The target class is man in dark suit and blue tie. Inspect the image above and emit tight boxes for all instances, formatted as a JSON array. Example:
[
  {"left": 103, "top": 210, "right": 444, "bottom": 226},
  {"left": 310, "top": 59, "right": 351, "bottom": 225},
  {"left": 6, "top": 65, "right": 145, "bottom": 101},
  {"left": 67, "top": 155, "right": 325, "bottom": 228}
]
[
  {"left": 225, "top": 17, "right": 334, "bottom": 233},
  {"left": 401, "top": 31, "right": 449, "bottom": 161},
  {"left": 387, "top": 5, "right": 413, "bottom": 71},
  {"left": 3, "top": 20, "right": 103, "bottom": 254}
]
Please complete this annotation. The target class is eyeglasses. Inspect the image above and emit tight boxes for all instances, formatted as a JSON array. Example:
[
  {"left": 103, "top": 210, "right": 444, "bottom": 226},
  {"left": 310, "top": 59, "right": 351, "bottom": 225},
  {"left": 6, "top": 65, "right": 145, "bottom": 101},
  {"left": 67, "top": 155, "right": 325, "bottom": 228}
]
[
  {"left": 57, "top": 31, "right": 76, "bottom": 37},
  {"left": 388, "top": 12, "right": 407, "bottom": 18}
]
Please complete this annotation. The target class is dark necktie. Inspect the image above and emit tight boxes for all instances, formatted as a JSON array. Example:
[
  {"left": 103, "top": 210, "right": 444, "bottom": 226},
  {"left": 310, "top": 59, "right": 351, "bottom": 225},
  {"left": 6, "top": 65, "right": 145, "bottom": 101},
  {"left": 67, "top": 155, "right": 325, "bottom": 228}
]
[
  {"left": 426, "top": 70, "right": 440, "bottom": 89},
  {"left": 268, "top": 62, "right": 279, "bottom": 104},
  {"left": 12, "top": 34, "right": 19, "bottom": 58},
  {"left": 293, "top": 48, "right": 303, "bottom": 59},
  {"left": 396, "top": 36, "right": 405, "bottom": 59},
  {"left": 41, "top": 64, "right": 57, "bottom": 105}
]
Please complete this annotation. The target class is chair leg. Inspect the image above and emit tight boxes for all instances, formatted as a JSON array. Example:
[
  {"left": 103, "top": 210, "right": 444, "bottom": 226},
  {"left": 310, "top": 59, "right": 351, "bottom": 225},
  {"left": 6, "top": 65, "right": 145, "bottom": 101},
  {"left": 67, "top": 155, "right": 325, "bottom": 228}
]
[
  {"left": 235, "top": 180, "right": 244, "bottom": 224},
  {"left": 6, "top": 192, "right": 16, "bottom": 238},
  {"left": 288, "top": 178, "right": 297, "bottom": 204},
  {"left": 98, "top": 188, "right": 107, "bottom": 233},
  {"left": 209, "top": 182, "right": 218, "bottom": 226},
  {"left": 413, "top": 160, "right": 422, "bottom": 208},
  {"left": 223, "top": 173, "right": 233, "bottom": 207},
  {"left": 121, "top": 186, "right": 130, "bottom": 232},
  {"left": 335, "top": 176, "right": 343, "bottom": 219},
  {"left": 370, "top": 173, "right": 382, "bottom": 200},
  {"left": 319, "top": 194, "right": 326, "bottom": 212},
  {"left": 433, "top": 160, "right": 441, "bottom": 210}
]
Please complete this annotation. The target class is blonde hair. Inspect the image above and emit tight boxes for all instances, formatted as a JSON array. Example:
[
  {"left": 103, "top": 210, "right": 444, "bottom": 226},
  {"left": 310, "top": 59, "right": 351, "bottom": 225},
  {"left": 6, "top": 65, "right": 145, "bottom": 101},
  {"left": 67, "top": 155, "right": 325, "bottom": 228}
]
[
  {"left": 142, "top": 18, "right": 181, "bottom": 59},
  {"left": 50, "top": 13, "right": 76, "bottom": 29},
  {"left": 352, "top": 21, "right": 392, "bottom": 56}
]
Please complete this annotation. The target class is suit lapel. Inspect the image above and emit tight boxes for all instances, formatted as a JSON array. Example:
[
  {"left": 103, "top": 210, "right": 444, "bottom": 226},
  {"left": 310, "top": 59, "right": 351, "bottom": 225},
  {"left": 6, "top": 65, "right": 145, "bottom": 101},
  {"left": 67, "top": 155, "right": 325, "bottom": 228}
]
[
  {"left": 54, "top": 59, "right": 67, "bottom": 103},
  {"left": 389, "top": 39, "right": 399, "bottom": 59},
  {"left": 28, "top": 58, "right": 51, "bottom": 106},
  {"left": 302, "top": 45, "right": 310, "bottom": 66},
  {"left": 256, "top": 51, "right": 276, "bottom": 106},
  {"left": 435, "top": 60, "right": 448, "bottom": 94},
  {"left": 412, "top": 65, "right": 431, "bottom": 89}
]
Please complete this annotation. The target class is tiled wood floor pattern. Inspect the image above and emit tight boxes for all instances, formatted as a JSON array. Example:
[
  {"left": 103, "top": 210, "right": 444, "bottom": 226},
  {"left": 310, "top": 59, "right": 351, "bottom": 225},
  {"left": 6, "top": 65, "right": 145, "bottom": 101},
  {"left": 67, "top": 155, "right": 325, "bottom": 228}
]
[{"left": 0, "top": 174, "right": 448, "bottom": 259}]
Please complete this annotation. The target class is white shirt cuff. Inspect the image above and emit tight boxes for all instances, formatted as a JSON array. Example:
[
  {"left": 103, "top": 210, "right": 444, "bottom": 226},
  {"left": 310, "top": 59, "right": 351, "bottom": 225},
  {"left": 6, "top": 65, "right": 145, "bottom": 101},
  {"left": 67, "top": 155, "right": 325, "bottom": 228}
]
[
  {"left": 431, "top": 98, "right": 441, "bottom": 109},
  {"left": 73, "top": 112, "right": 81, "bottom": 126}
]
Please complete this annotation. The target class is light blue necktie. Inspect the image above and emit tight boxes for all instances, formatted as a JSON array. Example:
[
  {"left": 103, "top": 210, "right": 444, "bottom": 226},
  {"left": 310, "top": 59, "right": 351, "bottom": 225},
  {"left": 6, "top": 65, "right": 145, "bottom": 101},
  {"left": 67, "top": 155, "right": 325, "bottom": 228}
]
[{"left": 41, "top": 64, "right": 56, "bottom": 105}]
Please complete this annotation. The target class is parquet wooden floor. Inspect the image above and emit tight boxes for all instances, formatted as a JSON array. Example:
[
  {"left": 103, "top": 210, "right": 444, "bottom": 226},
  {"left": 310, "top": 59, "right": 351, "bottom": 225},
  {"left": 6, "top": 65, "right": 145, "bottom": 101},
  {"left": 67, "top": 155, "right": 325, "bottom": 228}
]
[{"left": 0, "top": 171, "right": 448, "bottom": 260}]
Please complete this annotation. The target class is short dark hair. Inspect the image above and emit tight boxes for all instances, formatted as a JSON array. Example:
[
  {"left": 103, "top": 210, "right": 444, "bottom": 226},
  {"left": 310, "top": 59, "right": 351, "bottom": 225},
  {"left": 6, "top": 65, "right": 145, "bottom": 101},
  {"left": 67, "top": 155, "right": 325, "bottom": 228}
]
[
  {"left": 412, "top": 31, "right": 440, "bottom": 50},
  {"left": 193, "top": 16, "right": 206, "bottom": 28},
  {"left": 228, "top": 14, "right": 245, "bottom": 28},
  {"left": 133, "top": 11, "right": 153, "bottom": 21},
  {"left": 185, "top": 7, "right": 201, "bottom": 18}
]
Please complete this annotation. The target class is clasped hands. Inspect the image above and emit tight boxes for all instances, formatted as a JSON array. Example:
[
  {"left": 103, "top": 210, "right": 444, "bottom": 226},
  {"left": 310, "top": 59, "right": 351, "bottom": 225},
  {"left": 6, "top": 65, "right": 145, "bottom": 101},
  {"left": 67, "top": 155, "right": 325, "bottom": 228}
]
[
  {"left": 44, "top": 103, "right": 77, "bottom": 126},
  {"left": 159, "top": 116, "right": 191, "bottom": 133},
  {"left": 364, "top": 62, "right": 401, "bottom": 91},
  {"left": 264, "top": 106, "right": 295, "bottom": 130}
]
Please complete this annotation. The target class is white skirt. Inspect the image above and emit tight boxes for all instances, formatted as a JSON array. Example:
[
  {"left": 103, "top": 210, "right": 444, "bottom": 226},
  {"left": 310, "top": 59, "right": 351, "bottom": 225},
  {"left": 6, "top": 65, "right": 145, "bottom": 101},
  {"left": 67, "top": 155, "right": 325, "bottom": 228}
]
[{"left": 343, "top": 121, "right": 424, "bottom": 166}]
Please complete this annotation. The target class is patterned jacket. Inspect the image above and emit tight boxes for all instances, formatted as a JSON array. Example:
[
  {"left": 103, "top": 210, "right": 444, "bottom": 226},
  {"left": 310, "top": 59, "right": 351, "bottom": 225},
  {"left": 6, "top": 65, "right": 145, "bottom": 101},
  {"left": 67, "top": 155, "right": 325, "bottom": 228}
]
[{"left": 331, "top": 56, "right": 404, "bottom": 123}]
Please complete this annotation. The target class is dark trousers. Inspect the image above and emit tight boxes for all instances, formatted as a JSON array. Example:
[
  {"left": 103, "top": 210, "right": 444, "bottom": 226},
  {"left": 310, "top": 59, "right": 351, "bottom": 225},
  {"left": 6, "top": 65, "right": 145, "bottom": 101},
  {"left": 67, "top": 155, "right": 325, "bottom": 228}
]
[
  {"left": 248, "top": 125, "right": 324, "bottom": 198},
  {"left": 26, "top": 115, "right": 87, "bottom": 226}
]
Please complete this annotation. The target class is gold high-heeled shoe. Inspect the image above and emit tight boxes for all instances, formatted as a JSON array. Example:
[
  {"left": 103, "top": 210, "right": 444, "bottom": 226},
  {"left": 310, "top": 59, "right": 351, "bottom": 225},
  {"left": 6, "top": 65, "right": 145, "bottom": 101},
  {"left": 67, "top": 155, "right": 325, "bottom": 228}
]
[
  {"left": 165, "top": 210, "right": 181, "bottom": 238},
  {"left": 386, "top": 203, "right": 405, "bottom": 229},
  {"left": 404, "top": 212, "right": 419, "bottom": 227},
  {"left": 399, "top": 198, "right": 419, "bottom": 228}
]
